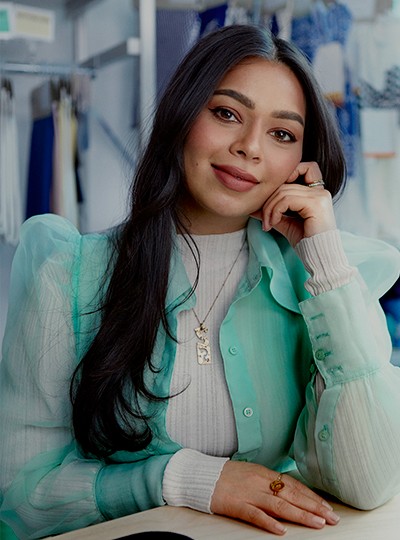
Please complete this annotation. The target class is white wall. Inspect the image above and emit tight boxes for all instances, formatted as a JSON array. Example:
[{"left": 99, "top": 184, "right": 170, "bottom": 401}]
[{"left": 78, "top": 0, "right": 140, "bottom": 233}]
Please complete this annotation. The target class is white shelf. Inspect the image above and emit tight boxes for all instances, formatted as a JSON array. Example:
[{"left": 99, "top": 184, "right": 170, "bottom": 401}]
[{"left": 80, "top": 38, "right": 140, "bottom": 69}]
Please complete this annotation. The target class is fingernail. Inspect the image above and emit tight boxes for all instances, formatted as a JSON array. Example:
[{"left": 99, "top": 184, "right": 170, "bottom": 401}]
[
  {"left": 321, "top": 501, "right": 333, "bottom": 510},
  {"left": 326, "top": 511, "right": 340, "bottom": 524},
  {"left": 311, "top": 516, "right": 326, "bottom": 528},
  {"left": 262, "top": 222, "right": 271, "bottom": 232},
  {"left": 275, "top": 523, "right": 288, "bottom": 534}
]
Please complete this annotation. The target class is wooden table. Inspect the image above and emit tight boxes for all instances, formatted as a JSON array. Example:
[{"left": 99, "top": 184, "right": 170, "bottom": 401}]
[{"left": 49, "top": 494, "right": 400, "bottom": 540}]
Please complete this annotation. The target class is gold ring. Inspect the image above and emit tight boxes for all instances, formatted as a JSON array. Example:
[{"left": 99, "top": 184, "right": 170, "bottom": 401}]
[
  {"left": 270, "top": 473, "right": 285, "bottom": 496},
  {"left": 308, "top": 180, "right": 325, "bottom": 188}
]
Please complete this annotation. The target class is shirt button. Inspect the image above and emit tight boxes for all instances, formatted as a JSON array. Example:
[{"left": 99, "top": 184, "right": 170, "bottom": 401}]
[
  {"left": 318, "top": 428, "right": 330, "bottom": 441},
  {"left": 243, "top": 407, "right": 253, "bottom": 418},
  {"left": 229, "top": 346, "right": 238, "bottom": 355},
  {"left": 315, "top": 349, "right": 327, "bottom": 361}
]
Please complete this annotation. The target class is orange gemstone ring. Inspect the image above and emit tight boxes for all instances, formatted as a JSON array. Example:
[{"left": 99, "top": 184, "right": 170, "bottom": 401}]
[{"left": 270, "top": 473, "right": 285, "bottom": 496}]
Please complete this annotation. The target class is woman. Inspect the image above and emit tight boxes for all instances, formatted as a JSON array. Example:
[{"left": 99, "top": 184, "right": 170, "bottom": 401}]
[{"left": 1, "top": 25, "right": 400, "bottom": 539}]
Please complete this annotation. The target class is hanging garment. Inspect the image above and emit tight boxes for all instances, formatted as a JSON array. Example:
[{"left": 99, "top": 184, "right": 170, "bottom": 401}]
[
  {"left": 381, "top": 278, "right": 400, "bottom": 349},
  {"left": 25, "top": 114, "right": 55, "bottom": 220},
  {"left": 26, "top": 79, "right": 86, "bottom": 228},
  {"left": 286, "top": 1, "right": 357, "bottom": 177},
  {"left": 360, "top": 66, "right": 400, "bottom": 109},
  {"left": 347, "top": 14, "right": 400, "bottom": 248},
  {"left": 199, "top": 3, "right": 228, "bottom": 35},
  {"left": 0, "top": 80, "right": 22, "bottom": 245},
  {"left": 360, "top": 108, "right": 397, "bottom": 159},
  {"left": 349, "top": 16, "right": 400, "bottom": 95},
  {"left": 52, "top": 89, "right": 79, "bottom": 228}
]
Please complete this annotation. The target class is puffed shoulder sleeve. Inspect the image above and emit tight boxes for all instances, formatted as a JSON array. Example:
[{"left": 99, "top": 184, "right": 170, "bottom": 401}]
[{"left": 4, "top": 214, "right": 82, "bottom": 334}]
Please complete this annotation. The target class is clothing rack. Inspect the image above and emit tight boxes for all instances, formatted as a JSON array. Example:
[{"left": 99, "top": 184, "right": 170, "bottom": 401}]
[
  {"left": 0, "top": 62, "right": 95, "bottom": 78},
  {"left": 0, "top": 39, "right": 141, "bottom": 78},
  {"left": 155, "top": 0, "right": 265, "bottom": 11}
]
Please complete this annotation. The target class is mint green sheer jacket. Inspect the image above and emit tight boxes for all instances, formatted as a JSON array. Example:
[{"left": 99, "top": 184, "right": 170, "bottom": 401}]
[{"left": 1, "top": 214, "right": 400, "bottom": 539}]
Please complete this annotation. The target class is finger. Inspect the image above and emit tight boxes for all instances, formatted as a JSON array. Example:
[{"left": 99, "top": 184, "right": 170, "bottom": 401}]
[
  {"left": 286, "top": 161, "right": 323, "bottom": 185},
  {"left": 267, "top": 496, "right": 328, "bottom": 530},
  {"left": 267, "top": 474, "right": 340, "bottom": 526},
  {"left": 230, "top": 502, "right": 288, "bottom": 536},
  {"left": 268, "top": 194, "right": 307, "bottom": 228},
  {"left": 278, "top": 486, "right": 340, "bottom": 526},
  {"left": 261, "top": 187, "right": 332, "bottom": 230}
]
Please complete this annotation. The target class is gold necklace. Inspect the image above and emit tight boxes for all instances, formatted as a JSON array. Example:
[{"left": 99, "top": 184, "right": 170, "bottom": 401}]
[{"left": 192, "top": 238, "right": 246, "bottom": 365}]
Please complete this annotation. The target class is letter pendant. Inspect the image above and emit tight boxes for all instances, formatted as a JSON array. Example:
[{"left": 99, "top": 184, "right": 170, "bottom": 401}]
[{"left": 194, "top": 323, "right": 212, "bottom": 365}]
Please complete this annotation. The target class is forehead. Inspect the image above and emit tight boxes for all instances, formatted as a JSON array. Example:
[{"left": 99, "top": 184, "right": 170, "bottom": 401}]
[{"left": 215, "top": 57, "right": 306, "bottom": 115}]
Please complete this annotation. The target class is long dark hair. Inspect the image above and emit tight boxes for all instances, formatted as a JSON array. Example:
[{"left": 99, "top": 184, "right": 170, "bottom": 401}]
[{"left": 71, "top": 25, "right": 346, "bottom": 458}]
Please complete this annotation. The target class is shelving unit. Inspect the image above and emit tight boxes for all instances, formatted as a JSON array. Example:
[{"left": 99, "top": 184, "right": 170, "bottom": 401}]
[
  {"left": 0, "top": 0, "right": 156, "bottom": 143},
  {"left": 75, "top": 0, "right": 156, "bottom": 144}
]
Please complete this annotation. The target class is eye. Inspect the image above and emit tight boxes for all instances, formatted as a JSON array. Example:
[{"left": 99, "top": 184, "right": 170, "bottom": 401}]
[
  {"left": 209, "top": 107, "right": 239, "bottom": 123},
  {"left": 270, "top": 129, "right": 296, "bottom": 143}
]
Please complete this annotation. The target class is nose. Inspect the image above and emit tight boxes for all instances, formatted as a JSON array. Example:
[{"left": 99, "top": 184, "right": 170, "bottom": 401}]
[{"left": 230, "top": 125, "right": 262, "bottom": 161}]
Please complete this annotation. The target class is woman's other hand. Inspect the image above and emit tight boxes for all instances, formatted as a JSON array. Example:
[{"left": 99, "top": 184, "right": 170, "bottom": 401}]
[
  {"left": 211, "top": 460, "right": 340, "bottom": 535},
  {"left": 251, "top": 161, "right": 337, "bottom": 247}
]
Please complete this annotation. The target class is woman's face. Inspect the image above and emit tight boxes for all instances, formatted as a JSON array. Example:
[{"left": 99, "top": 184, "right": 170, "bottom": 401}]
[{"left": 181, "top": 57, "right": 306, "bottom": 234}]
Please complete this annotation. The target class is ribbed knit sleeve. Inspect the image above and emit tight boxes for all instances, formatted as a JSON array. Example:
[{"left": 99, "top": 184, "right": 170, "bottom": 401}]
[
  {"left": 162, "top": 449, "right": 229, "bottom": 513},
  {"left": 295, "top": 229, "right": 358, "bottom": 296}
]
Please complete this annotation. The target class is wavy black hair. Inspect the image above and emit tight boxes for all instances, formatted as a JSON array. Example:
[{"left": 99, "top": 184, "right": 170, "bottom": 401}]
[{"left": 71, "top": 25, "right": 346, "bottom": 458}]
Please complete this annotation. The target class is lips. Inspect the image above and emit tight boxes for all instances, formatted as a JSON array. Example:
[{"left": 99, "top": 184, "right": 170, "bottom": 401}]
[{"left": 212, "top": 164, "right": 259, "bottom": 193}]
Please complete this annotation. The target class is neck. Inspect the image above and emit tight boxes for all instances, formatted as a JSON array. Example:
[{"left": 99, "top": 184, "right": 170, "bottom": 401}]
[{"left": 178, "top": 207, "right": 248, "bottom": 235}]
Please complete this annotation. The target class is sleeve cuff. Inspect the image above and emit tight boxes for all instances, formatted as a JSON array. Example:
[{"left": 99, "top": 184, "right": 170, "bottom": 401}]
[
  {"left": 295, "top": 230, "right": 358, "bottom": 296},
  {"left": 96, "top": 454, "right": 172, "bottom": 520},
  {"left": 162, "top": 449, "right": 229, "bottom": 514}
]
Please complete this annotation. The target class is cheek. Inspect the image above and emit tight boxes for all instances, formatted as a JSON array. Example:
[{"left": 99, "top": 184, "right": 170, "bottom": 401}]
[
  {"left": 185, "top": 112, "right": 224, "bottom": 162},
  {"left": 268, "top": 153, "right": 301, "bottom": 186},
  {"left": 281, "top": 148, "right": 303, "bottom": 177},
  {"left": 184, "top": 132, "right": 204, "bottom": 170}
]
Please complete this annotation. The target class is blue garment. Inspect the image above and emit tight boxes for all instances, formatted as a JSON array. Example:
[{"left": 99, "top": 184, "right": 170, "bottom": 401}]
[
  {"left": 381, "top": 279, "right": 400, "bottom": 348},
  {"left": 289, "top": 2, "right": 358, "bottom": 176},
  {"left": 360, "top": 66, "right": 400, "bottom": 108},
  {"left": 199, "top": 3, "right": 228, "bottom": 35},
  {"left": 25, "top": 115, "right": 54, "bottom": 219},
  {"left": 290, "top": 2, "right": 352, "bottom": 62}
]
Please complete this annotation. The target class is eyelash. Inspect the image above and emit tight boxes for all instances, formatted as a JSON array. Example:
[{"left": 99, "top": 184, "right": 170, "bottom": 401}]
[
  {"left": 270, "top": 129, "right": 297, "bottom": 143},
  {"left": 209, "top": 106, "right": 238, "bottom": 122},
  {"left": 209, "top": 107, "right": 297, "bottom": 143}
]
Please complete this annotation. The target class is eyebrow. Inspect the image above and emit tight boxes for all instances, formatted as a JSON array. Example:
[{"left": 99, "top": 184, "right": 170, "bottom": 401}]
[
  {"left": 213, "top": 89, "right": 305, "bottom": 127},
  {"left": 272, "top": 110, "right": 305, "bottom": 127},
  {"left": 214, "top": 89, "right": 255, "bottom": 109}
]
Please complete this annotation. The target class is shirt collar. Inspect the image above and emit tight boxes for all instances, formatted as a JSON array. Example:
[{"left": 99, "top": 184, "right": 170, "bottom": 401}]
[{"left": 166, "top": 219, "right": 304, "bottom": 314}]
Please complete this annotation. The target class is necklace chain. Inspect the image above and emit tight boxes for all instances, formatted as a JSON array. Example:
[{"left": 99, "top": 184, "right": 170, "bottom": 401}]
[{"left": 193, "top": 237, "right": 246, "bottom": 365}]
